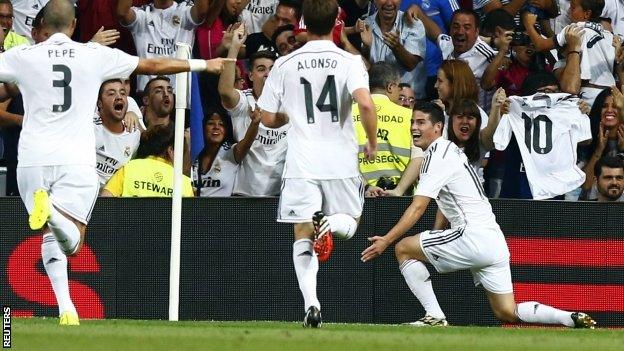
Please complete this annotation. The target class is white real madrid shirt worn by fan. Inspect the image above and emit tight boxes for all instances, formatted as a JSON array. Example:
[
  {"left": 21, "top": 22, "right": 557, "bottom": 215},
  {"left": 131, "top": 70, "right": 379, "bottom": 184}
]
[
  {"left": 554, "top": 22, "right": 615, "bottom": 105},
  {"left": 125, "top": 1, "right": 200, "bottom": 91},
  {"left": 241, "top": 0, "right": 279, "bottom": 34},
  {"left": 191, "top": 143, "right": 239, "bottom": 197},
  {"left": 0, "top": 33, "right": 139, "bottom": 167},
  {"left": 227, "top": 89, "right": 288, "bottom": 196},
  {"left": 493, "top": 93, "right": 591, "bottom": 200},
  {"left": 257, "top": 40, "right": 368, "bottom": 180},
  {"left": 93, "top": 116, "right": 141, "bottom": 189}
]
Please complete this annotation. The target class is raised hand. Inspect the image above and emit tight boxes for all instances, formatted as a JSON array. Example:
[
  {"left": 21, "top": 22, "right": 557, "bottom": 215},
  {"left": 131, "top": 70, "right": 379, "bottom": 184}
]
[{"left": 91, "top": 26, "right": 121, "bottom": 46}]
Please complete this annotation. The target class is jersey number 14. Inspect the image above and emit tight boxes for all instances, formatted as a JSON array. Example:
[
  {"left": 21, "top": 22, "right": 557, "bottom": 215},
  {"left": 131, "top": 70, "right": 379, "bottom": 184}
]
[
  {"left": 300, "top": 75, "right": 338, "bottom": 124},
  {"left": 521, "top": 113, "right": 553, "bottom": 154}
]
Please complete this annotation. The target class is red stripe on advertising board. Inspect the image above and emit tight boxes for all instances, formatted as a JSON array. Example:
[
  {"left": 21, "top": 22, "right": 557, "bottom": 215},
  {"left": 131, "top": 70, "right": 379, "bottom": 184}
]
[
  {"left": 514, "top": 283, "right": 624, "bottom": 312},
  {"left": 508, "top": 238, "right": 624, "bottom": 267}
]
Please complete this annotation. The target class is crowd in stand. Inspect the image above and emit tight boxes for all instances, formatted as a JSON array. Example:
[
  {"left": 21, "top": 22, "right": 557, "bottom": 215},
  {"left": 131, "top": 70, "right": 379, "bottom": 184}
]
[{"left": 1, "top": 0, "right": 624, "bottom": 202}]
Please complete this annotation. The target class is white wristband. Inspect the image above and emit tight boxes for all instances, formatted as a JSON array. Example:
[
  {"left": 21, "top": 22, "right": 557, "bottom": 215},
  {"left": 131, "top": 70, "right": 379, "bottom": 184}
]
[{"left": 188, "top": 59, "right": 207, "bottom": 72}]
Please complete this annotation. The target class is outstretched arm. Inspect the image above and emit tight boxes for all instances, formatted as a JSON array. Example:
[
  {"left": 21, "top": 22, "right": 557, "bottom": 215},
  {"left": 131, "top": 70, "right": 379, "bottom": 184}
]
[{"left": 134, "top": 57, "right": 233, "bottom": 75}]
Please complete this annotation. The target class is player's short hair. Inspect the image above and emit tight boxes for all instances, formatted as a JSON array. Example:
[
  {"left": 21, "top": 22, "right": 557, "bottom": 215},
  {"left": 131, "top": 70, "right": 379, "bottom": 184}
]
[
  {"left": 278, "top": 0, "right": 303, "bottom": 21},
  {"left": 32, "top": 6, "right": 45, "bottom": 29},
  {"left": 42, "top": 0, "right": 75, "bottom": 32},
  {"left": 144, "top": 76, "right": 171, "bottom": 95},
  {"left": 481, "top": 8, "right": 515, "bottom": 34},
  {"left": 302, "top": 0, "right": 337, "bottom": 36},
  {"left": 136, "top": 123, "right": 175, "bottom": 159},
  {"left": 595, "top": 155, "right": 624, "bottom": 178},
  {"left": 368, "top": 62, "right": 399, "bottom": 91},
  {"left": 398, "top": 83, "right": 412, "bottom": 90},
  {"left": 581, "top": 0, "right": 605, "bottom": 22},
  {"left": 248, "top": 50, "right": 277, "bottom": 70},
  {"left": 414, "top": 102, "right": 445, "bottom": 127},
  {"left": 98, "top": 79, "right": 124, "bottom": 99},
  {"left": 450, "top": 9, "right": 480, "bottom": 30}
]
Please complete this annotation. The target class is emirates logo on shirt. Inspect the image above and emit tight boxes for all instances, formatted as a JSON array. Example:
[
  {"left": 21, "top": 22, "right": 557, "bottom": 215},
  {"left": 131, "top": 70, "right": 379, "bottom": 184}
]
[{"left": 172, "top": 15, "right": 181, "bottom": 26}]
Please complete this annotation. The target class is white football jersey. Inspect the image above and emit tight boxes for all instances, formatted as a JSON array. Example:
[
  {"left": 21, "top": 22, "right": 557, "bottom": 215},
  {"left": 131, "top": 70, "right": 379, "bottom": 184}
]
[
  {"left": 126, "top": 1, "right": 199, "bottom": 91},
  {"left": 0, "top": 33, "right": 139, "bottom": 167},
  {"left": 602, "top": 0, "right": 624, "bottom": 36},
  {"left": 93, "top": 118, "right": 141, "bottom": 188},
  {"left": 191, "top": 143, "right": 239, "bottom": 197},
  {"left": 241, "top": 0, "right": 278, "bottom": 34},
  {"left": 556, "top": 22, "right": 615, "bottom": 87},
  {"left": 437, "top": 34, "right": 496, "bottom": 81},
  {"left": 257, "top": 40, "right": 369, "bottom": 179},
  {"left": 416, "top": 137, "right": 500, "bottom": 230},
  {"left": 11, "top": 0, "right": 50, "bottom": 42},
  {"left": 493, "top": 93, "right": 592, "bottom": 200},
  {"left": 227, "top": 89, "right": 289, "bottom": 196}
]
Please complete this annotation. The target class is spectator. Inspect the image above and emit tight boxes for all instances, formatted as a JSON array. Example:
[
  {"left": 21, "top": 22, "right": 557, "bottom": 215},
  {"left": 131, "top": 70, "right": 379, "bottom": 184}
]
[
  {"left": 400, "top": 0, "right": 454, "bottom": 99},
  {"left": 580, "top": 88, "right": 624, "bottom": 199},
  {"left": 243, "top": 0, "right": 301, "bottom": 58},
  {"left": 117, "top": 0, "right": 210, "bottom": 91},
  {"left": 94, "top": 79, "right": 141, "bottom": 189},
  {"left": 195, "top": 0, "right": 244, "bottom": 60},
  {"left": 77, "top": 0, "right": 151, "bottom": 56},
  {"left": 101, "top": 124, "right": 194, "bottom": 197},
  {"left": 360, "top": 0, "right": 426, "bottom": 99},
  {"left": 9, "top": 0, "right": 52, "bottom": 42},
  {"left": 219, "top": 26, "right": 288, "bottom": 196},
  {"left": 272, "top": 24, "right": 302, "bottom": 56},
  {"left": 141, "top": 76, "right": 173, "bottom": 128},
  {"left": 354, "top": 62, "right": 420, "bottom": 196},
  {"left": 192, "top": 106, "right": 259, "bottom": 196},
  {"left": 241, "top": 0, "right": 279, "bottom": 34},
  {"left": 433, "top": 59, "right": 491, "bottom": 135},
  {"left": 410, "top": 7, "right": 498, "bottom": 108},
  {"left": 593, "top": 155, "right": 624, "bottom": 202},
  {"left": 0, "top": 0, "right": 29, "bottom": 50},
  {"left": 601, "top": 0, "right": 624, "bottom": 36},
  {"left": 398, "top": 82, "right": 415, "bottom": 109},
  {"left": 523, "top": 0, "right": 612, "bottom": 105}
]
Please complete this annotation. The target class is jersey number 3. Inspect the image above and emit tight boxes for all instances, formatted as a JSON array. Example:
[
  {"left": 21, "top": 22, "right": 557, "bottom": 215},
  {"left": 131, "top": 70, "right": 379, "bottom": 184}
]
[
  {"left": 52, "top": 64, "right": 72, "bottom": 112},
  {"left": 521, "top": 113, "right": 553, "bottom": 154},
  {"left": 300, "top": 75, "right": 338, "bottom": 124}
]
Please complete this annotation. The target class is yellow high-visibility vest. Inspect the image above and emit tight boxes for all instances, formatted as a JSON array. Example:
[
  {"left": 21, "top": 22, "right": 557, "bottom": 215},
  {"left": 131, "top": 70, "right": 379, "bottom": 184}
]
[
  {"left": 353, "top": 94, "right": 412, "bottom": 187},
  {"left": 104, "top": 156, "right": 194, "bottom": 197}
]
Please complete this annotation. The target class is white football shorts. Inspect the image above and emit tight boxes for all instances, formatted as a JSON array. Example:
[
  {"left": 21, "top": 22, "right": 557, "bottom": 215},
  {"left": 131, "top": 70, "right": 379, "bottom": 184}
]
[
  {"left": 17, "top": 165, "right": 99, "bottom": 224},
  {"left": 277, "top": 177, "right": 365, "bottom": 223},
  {"left": 419, "top": 226, "right": 513, "bottom": 294}
]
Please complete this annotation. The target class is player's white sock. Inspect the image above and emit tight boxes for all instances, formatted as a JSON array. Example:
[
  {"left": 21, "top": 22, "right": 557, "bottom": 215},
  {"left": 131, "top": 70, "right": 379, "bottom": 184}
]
[
  {"left": 400, "top": 259, "right": 446, "bottom": 319},
  {"left": 47, "top": 205, "right": 81, "bottom": 255},
  {"left": 292, "top": 239, "right": 320, "bottom": 311},
  {"left": 516, "top": 301, "right": 574, "bottom": 327},
  {"left": 41, "top": 233, "right": 77, "bottom": 316},
  {"left": 327, "top": 213, "right": 357, "bottom": 240}
]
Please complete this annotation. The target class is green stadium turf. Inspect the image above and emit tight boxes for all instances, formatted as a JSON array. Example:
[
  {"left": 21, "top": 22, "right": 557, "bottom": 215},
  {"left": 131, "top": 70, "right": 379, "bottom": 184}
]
[{"left": 9, "top": 317, "right": 624, "bottom": 351}]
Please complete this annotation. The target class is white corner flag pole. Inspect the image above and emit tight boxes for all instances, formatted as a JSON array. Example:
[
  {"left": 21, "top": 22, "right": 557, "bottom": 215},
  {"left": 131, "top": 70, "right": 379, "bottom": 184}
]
[{"left": 169, "top": 43, "right": 191, "bottom": 322}]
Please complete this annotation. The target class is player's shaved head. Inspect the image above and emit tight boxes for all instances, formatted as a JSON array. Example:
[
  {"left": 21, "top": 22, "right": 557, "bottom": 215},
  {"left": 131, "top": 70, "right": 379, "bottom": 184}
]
[{"left": 42, "top": 0, "right": 75, "bottom": 32}]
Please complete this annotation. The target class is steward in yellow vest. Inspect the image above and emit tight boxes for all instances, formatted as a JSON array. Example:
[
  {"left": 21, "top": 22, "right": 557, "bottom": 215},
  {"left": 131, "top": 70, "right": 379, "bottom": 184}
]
[
  {"left": 353, "top": 90, "right": 412, "bottom": 188},
  {"left": 103, "top": 124, "right": 194, "bottom": 197}
]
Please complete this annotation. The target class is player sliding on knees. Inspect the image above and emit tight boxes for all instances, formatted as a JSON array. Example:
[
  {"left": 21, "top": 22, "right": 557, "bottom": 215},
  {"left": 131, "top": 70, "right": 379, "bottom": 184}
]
[
  {"left": 0, "top": 0, "right": 233, "bottom": 326},
  {"left": 361, "top": 102, "right": 596, "bottom": 329}
]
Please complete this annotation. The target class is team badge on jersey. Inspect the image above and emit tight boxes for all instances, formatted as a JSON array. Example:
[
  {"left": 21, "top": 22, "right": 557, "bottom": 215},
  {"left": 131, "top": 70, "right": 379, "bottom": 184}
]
[
  {"left": 154, "top": 172, "right": 164, "bottom": 182},
  {"left": 124, "top": 147, "right": 131, "bottom": 157},
  {"left": 172, "top": 15, "right": 181, "bottom": 26}
]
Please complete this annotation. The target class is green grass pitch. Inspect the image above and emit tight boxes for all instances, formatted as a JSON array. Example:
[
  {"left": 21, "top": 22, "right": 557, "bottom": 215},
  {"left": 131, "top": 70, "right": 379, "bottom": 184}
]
[{"left": 9, "top": 317, "right": 624, "bottom": 351}]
